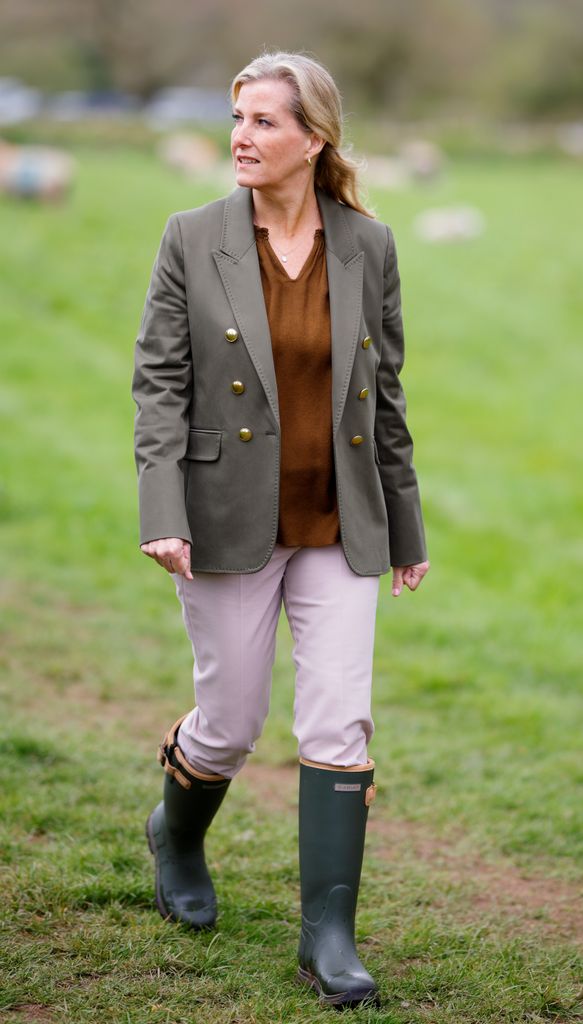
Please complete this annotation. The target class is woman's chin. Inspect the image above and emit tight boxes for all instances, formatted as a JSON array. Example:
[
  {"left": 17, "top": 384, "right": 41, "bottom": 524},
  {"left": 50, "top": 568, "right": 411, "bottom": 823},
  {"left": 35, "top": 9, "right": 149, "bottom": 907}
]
[
  {"left": 235, "top": 170, "right": 258, "bottom": 187},
  {"left": 234, "top": 164, "right": 267, "bottom": 187}
]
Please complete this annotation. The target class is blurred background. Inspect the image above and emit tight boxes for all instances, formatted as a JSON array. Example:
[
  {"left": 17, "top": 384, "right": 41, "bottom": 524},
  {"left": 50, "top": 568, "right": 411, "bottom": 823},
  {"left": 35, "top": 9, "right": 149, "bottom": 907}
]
[
  {"left": 1, "top": 3, "right": 583, "bottom": 1021},
  {"left": 2, "top": 0, "right": 583, "bottom": 153}
]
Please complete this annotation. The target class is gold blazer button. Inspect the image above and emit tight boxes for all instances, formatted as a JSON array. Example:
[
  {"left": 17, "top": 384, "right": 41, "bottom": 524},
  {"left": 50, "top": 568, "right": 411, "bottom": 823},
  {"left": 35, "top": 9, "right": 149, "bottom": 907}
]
[
  {"left": 350, "top": 435, "right": 364, "bottom": 446},
  {"left": 239, "top": 427, "right": 253, "bottom": 441},
  {"left": 358, "top": 387, "right": 369, "bottom": 400},
  {"left": 225, "top": 327, "right": 239, "bottom": 343},
  {"left": 231, "top": 381, "right": 245, "bottom": 394},
  {"left": 361, "top": 336, "right": 372, "bottom": 349}
]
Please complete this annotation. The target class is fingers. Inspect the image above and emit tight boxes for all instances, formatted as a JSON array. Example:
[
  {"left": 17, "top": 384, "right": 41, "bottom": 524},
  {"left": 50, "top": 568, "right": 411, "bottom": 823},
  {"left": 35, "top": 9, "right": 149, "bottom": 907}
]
[
  {"left": 392, "top": 560, "right": 430, "bottom": 595},
  {"left": 140, "top": 538, "right": 193, "bottom": 579},
  {"left": 391, "top": 566, "right": 404, "bottom": 597},
  {"left": 403, "top": 566, "right": 421, "bottom": 591},
  {"left": 174, "top": 541, "right": 194, "bottom": 580}
]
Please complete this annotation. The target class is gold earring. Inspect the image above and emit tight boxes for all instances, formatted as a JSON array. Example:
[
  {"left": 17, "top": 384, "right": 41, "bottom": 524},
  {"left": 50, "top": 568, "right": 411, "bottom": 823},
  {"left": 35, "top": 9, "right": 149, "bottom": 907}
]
[{"left": 307, "top": 156, "right": 312, "bottom": 167}]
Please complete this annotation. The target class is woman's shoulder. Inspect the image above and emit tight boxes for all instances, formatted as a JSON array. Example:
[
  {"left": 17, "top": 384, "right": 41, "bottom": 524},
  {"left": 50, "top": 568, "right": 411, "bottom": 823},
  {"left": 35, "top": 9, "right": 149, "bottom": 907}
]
[
  {"left": 161, "top": 194, "right": 230, "bottom": 255},
  {"left": 340, "top": 198, "right": 391, "bottom": 236},
  {"left": 340, "top": 201, "right": 393, "bottom": 264}
]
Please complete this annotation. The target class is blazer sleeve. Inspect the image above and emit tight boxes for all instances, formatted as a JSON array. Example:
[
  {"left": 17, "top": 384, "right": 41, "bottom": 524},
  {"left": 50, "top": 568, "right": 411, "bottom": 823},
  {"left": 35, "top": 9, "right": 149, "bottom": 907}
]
[
  {"left": 374, "top": 225, "right": 427, "bottom": 567},
  {"left": 132, "top": 214, "right": 193, "bottom": 546}
]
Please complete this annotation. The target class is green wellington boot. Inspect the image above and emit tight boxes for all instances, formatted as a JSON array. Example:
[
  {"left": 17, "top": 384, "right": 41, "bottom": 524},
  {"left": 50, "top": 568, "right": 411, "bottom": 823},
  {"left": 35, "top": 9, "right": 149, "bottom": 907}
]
[
  {"left": 297, "top": 757, "right": 380, "bottom": 1009},
  {"left": 146, "top": 716, "right": 230, "bottom": 930}
]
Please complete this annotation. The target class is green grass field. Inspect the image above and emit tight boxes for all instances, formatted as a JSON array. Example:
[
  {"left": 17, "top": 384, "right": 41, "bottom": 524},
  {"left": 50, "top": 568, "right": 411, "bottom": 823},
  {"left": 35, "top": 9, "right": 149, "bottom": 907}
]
[{"left": 1, "top": 149, "right": 582, "bottom": 1023}]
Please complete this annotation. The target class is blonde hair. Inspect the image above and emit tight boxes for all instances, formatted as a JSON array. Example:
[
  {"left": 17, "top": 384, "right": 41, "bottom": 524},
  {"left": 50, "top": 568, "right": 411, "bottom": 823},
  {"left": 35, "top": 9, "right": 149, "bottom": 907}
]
[{"left": 230, "top": 50, "right": 374, "bottom": 218}]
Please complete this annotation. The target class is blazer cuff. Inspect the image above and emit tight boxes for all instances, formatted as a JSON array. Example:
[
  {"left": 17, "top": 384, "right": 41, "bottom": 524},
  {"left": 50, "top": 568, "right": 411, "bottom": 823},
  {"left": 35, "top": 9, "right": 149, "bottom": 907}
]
[
  {"left": 387, "top": 495, "right": 427, "bottom": 567},
  {"left": 138, "top": 463, "right": 192, "bottom": 547}
]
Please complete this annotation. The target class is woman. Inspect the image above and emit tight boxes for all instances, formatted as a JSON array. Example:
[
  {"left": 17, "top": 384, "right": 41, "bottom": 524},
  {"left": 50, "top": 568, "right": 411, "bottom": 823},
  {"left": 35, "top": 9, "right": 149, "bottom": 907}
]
[{"left": 132, "top": 51, "right": 429, "bottom": 1009}]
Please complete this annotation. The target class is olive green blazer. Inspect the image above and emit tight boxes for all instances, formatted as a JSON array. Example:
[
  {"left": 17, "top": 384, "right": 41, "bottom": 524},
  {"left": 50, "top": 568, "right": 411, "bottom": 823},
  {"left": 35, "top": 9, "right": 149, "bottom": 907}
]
[{"left": 132, "top": 185, "right": 426, "bottom": 575}]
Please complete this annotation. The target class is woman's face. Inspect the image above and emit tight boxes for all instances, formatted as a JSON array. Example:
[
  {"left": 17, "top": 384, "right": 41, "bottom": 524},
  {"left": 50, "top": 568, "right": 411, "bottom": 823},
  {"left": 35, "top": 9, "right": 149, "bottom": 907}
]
[{"left": 231, "top": 78, "right": 322, "bottom": 192}]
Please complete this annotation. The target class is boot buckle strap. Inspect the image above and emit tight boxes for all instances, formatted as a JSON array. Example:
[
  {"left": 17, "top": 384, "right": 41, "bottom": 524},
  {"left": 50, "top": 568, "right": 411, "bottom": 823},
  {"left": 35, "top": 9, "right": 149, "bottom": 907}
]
[
  {"left": 157, "top": 716, "right": 193, "bottom": 791},
  {"left": 157, "top": 715, "right": 229, "bottom": 787},
  {"left": 158, "top": 743, "right": 192, "bottom": 789}
]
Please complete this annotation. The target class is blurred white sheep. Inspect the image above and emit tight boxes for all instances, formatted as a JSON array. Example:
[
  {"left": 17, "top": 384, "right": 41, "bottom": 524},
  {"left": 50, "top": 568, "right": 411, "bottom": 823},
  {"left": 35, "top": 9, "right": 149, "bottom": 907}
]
[
  {"left": 414, "top": 205, "right": 485, "bottom": 242},
  {"left": 0, "top": 140, "right": 75, "bottom": 201}
]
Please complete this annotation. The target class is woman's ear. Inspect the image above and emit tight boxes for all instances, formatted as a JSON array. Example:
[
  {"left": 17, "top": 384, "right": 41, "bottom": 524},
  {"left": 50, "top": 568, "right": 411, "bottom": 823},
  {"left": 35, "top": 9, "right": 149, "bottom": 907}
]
[{"left": 308, "top": 133, "right": 326, "bottom": 160}]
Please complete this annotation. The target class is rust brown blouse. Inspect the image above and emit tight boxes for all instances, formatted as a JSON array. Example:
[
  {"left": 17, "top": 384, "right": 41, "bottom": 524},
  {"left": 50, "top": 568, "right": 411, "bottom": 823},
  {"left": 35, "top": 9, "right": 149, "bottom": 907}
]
[{"left": 254, "top": 225, "right": 341, "bottom": 547}]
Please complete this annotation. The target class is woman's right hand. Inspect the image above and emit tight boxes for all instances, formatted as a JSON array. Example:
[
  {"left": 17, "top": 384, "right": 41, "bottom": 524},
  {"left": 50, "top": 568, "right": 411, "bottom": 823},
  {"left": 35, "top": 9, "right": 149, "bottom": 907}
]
[{"left": 140, "top": 537, "right": 193, "bottom": 579}]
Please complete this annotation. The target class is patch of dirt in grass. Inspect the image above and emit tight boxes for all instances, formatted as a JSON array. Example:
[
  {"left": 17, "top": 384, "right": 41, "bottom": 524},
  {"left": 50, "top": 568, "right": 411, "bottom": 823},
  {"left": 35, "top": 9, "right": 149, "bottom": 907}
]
[
  {"left": 370, "top": 815, "right": 583, "bottom": 942},
  {"left": 0, "top": 581, "right": 177, "bottom": 744},
  {"left": 4, "top": 657, "right": 177, "bottom": 753},
  {"left": 238, "top": 761, "right": 298, "bottom": 811},
  {"left": 240, "top": 761, "right": 583, "bottom": 944},
  {"left": 4, "top": 1007, "right": 54, "bottom": 1023}
]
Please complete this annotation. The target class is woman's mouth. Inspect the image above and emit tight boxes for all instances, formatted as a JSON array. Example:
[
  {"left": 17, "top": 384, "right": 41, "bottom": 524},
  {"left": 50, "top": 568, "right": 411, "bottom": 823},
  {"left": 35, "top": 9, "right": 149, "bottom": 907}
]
[{"left": 237, "top": 156, "right": 260, "bottom": 165}]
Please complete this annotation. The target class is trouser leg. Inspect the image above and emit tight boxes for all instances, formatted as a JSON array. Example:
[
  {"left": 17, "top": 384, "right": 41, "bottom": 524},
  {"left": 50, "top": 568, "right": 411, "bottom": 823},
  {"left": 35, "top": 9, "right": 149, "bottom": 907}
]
[
  {"left": 147, "top": 545, "right": 300, "bottom": 929},
  {"left": 282, "top": 543, "right": 380, "bottom": 766},
  {"left": 173, "top": 544, "right": 300, "bottom": 778}
]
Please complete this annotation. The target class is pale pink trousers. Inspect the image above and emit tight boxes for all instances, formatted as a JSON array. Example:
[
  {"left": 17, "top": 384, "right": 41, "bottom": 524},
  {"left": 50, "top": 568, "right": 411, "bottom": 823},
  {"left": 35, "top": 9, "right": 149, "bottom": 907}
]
[{"left": 174, "top": 543, "right": 380, "bottom": 779}]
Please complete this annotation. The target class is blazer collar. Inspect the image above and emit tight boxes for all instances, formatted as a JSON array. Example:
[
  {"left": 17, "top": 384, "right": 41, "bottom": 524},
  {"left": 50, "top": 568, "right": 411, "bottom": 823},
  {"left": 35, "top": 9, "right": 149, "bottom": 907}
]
[{"left": 219, "top": 184, "right": 358, "bottom": 265}]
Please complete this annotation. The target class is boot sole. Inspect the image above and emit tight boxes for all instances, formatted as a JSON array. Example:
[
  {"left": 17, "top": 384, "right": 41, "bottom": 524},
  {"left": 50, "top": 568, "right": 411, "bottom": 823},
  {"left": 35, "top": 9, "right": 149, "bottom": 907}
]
[{"left": 297, "top": 966, "right": 380, "bottom": 1009}]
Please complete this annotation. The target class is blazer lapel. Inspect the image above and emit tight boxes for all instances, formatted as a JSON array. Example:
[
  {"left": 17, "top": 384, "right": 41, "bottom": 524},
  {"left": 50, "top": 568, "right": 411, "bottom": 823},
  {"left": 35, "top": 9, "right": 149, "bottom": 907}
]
[
  {"left": 212, "top": 186, "right": 364, "bottom": 436},
  {"left": 316, "top": 188, "right": 365, "bottom": 437},
  {"left": 212, "top": 187, "right": 280, "bottom": 425}
]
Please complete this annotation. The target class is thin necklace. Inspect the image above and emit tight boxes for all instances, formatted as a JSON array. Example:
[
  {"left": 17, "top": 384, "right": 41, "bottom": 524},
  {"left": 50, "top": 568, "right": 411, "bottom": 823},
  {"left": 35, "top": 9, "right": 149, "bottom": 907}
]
[{"left": 255, "top": 222, "right": 321, "bottom": 263}]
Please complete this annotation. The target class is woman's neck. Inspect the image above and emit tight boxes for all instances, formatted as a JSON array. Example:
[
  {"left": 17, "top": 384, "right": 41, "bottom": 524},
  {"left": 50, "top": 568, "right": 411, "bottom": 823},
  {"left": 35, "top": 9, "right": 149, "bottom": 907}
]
[{"left": 252, "top": 183, "right": 322, "bottom": 238}]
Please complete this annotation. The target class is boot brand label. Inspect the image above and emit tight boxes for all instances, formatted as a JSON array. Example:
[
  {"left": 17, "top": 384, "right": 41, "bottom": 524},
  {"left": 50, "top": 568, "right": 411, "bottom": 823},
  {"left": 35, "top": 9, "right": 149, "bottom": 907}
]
[{"left": 334, "top": 783, "right": 362, "bottom": 792}]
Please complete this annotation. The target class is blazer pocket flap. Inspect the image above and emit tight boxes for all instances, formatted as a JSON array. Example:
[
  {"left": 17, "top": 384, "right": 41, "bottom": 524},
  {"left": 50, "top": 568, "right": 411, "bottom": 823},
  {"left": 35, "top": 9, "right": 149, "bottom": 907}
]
[{"left": 185, "top": 429, "right": 222, "bottom": 461}]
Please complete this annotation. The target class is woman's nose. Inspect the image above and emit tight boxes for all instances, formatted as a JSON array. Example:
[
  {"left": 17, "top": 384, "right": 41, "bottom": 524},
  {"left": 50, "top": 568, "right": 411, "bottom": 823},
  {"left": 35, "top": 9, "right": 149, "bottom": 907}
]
[{"left": 233, "top": 120, "right": 252, "bottom": 146}]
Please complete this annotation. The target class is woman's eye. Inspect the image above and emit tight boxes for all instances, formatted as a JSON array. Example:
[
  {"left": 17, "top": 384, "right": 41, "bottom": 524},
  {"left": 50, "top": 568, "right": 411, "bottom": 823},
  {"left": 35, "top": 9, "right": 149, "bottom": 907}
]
[{"left": 231, "top": 114, "right": 272, "bottom": 127}]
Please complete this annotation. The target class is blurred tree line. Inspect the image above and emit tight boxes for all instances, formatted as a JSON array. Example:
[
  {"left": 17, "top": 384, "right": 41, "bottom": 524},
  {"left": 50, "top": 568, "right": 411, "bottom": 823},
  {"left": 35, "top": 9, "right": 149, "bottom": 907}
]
[{"left": 1, "top": 0, "right": 582, "bottom": 119}]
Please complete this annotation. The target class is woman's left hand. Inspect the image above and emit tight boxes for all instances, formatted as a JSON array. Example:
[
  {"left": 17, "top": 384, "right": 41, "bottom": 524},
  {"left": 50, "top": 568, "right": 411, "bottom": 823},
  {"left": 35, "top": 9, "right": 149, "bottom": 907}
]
[{"left": 391, "top": 561, "right": 430, "bottom": 597}]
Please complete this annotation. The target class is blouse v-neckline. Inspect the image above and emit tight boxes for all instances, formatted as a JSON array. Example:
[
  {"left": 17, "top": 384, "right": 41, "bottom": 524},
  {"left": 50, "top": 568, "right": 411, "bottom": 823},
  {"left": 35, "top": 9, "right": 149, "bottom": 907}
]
[{"left": 254, "top": 225, "right": 325, "bottom": 282}]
